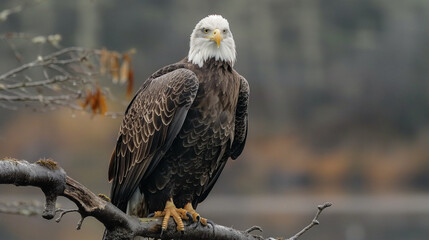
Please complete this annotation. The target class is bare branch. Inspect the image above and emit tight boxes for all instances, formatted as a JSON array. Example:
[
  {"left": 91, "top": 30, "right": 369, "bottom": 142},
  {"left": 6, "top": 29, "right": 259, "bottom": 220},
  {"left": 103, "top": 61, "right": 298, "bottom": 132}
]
[
  {"left": 0, "top": 48, "right": 91, "bottom": 82},
  {"left": 0, "top": 158, "right": 331, "bottom": 240},
  {"left": 4, "top": 38, "right": 23, "bottom": 62},
  {"left": 286, "top": 202, "right": 332, "bottom": 240},
  {"left": 0, "top": 94, "right": 79, "bottom": 102},
  {"left": 0, "top": 75, "right": 76, "bottom": 90},
  {"left": 0, "top": 58, "right": 45, "bottom": 81}
]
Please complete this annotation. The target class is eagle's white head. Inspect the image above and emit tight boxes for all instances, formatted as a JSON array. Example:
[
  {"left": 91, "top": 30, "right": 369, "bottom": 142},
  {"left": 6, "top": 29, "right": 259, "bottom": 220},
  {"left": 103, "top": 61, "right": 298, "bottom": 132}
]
[{"left": 188, "top": 15, "right": 236, "bottom": 68}]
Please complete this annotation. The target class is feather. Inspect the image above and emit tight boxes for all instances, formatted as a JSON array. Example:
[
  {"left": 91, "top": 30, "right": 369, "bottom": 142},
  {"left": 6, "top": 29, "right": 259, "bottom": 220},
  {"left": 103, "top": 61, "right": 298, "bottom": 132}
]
[{"left": 108, "top": 67, "right": 199, "bottom": 212}]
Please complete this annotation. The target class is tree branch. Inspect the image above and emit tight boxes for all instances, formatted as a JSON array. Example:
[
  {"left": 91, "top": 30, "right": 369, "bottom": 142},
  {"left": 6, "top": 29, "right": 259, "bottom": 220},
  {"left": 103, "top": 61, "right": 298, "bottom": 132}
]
[
  {"left": 0, "top": 158, "right": 331, "bottom": 239},
  {"left": 286, "top": 202, "right": 332, "bottom": 240},
  {"left": 0, "top": 47, "right": 92, "bottom": 82},
  {"left": 0, "top": 75, "right": 75, "bottom": 90}
]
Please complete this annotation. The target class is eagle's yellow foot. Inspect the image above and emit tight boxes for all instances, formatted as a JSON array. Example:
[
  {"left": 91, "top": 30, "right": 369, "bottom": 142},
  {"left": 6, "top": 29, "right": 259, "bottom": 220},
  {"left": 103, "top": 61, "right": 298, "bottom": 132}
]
[
  {"left": 184, "top": 202, "right": 208, "bottom": 226},
  {"left": 152, "top": 199, "right": 189, "bottom": 232}
]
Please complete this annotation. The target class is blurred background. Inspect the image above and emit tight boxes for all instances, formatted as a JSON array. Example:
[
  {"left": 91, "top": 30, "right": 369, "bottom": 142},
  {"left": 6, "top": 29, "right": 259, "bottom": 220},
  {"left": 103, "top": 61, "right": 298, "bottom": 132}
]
[{"left": 1, "top": 0, "right": 429, "bottom": 239}]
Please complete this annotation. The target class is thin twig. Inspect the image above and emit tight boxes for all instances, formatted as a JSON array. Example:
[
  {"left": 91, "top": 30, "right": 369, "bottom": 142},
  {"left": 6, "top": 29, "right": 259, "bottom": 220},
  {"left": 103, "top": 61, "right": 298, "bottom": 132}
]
[
  {"left": 43, "top": 46, "right": 97, "bottom": 59},
  {"left": 0, "top": 59, "right": 44, "bottom": 81},
  {"left": 5, "top": 39, "right": 23, "bottom": 62},
  {"left": 76, "top": 215, "right": 85, "bottom": 230},
  {"left": 55, "top": 209, "right": 79, "bottom": 223},
  {"left": 0, "top": 76, "right": 74, "bottom": 90},
  {"left": 0, "top": 93, "right": 78, "bottom": 102},
  {"left": 286, "top": 202, "right": 332, "bottom": 240},
  {"left": 0, "top": 47, "right": 94, "bottom": 82}
]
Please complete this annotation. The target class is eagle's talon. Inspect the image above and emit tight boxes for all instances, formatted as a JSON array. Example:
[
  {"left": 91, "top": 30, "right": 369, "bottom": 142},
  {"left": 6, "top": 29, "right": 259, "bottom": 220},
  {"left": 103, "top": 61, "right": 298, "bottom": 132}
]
[
  {"left": 153, "top": 211, "right": 164, "bottom": 218},
  {"left": 206, "top": 219, "right": 214, "bottom": 228},
  {"left": 176, "top": 208, "right": 189, "bottom": 220},
  {"left": 147, "top": 213, "right": 155, "bottom": 218},
  {"left": 183, "top": 202, "right": 209, "bottom": 226},
  {"left": 186, "top": 212, "right": 193, "bottom": 222},
  {"left": 199, "top": 216, "right": 208, "bottom": 226},
  {"left": 207, "top": 219, "right": 216, "bottom": 235},
  {"left": 154, "top": 199, "right": 187, "bottom": 233}
]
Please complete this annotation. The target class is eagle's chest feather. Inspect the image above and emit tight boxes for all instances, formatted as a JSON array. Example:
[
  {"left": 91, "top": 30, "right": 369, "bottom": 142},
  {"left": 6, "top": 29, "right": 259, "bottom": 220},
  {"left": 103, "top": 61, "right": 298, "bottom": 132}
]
[
  {"left": 196, "top": 74, "right": 238, "bottom": 115},
  {"left": 179, "top": 68, "right": 240, "bottom": 147}
]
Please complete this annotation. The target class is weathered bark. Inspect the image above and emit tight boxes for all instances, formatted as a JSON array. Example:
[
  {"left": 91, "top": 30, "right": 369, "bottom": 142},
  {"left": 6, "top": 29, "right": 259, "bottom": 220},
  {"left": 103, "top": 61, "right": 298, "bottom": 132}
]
[{"left": 0, "top": 158, "right": 331, "bottom": 240}]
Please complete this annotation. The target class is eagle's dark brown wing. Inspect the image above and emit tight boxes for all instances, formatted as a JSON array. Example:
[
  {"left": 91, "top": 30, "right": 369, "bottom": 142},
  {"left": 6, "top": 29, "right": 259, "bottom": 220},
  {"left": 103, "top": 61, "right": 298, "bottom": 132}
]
[
  {"left": 195, "top": 75, "right": 249, "bottom": 205},
  {"left": 230, "top": 76, "right": 250, "bottom": 159},
  {"left": 108, "top": 67, "right": 199, "bottom": 211}
]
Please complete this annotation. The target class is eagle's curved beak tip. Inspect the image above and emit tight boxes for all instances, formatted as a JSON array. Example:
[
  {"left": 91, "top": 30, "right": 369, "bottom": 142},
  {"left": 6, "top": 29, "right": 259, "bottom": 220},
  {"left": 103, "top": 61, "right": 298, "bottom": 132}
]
[{"left": 212, "top": 29, "right": 222, "bottom": 48}]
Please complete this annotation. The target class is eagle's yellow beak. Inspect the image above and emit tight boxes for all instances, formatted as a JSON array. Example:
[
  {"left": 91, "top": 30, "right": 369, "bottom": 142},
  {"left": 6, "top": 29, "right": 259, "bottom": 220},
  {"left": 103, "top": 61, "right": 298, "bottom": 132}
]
[{"left": 209, "top": 29, "right": 222, "bottom": 48}]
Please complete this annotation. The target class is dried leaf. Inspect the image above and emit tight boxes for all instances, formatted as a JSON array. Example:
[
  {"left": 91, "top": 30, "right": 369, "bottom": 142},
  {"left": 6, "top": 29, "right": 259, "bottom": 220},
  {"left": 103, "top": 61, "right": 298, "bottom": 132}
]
[
  {"left": 99, "top": 89, "right": 107, "bottom": 115},
  {"left": 120, "top": 54, "right": 130, "bottom": 84},
  {"left": 110, "top": 53, "right": 120, "bottom": 83},
  {"left": 90, "top": 88, "right": 100, "bottom": 114},
  {"left": 81, "top": 89, "right": 92, "bottom": 109},
  {"left": 81, "top": 87, "right": 107, "bottom": 115}
]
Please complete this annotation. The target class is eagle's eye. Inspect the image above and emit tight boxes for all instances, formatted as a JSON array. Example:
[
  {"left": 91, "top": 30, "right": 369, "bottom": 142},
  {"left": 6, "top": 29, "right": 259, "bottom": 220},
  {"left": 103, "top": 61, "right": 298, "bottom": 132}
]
[
  {"left": 202, "top": 28, "right": 209, "bottom": 34},
  {"left": 223, "top": 29, "right": 227, "bottom": 33}
]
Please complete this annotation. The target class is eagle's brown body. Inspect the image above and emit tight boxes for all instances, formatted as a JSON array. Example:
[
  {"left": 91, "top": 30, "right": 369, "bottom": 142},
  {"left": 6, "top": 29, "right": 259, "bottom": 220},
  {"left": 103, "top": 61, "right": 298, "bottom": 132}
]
[{"left": 108, "top": 57, "right": 249, "bottom": 217}]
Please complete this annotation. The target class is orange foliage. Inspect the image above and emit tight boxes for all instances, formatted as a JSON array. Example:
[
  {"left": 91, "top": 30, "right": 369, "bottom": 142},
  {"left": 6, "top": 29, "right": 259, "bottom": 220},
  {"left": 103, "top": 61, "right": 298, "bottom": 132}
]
[
  {"left": 120, "top": 53, "right": 134, "bottom": 98},
  {"left": 109, "top": 53, "right": 120, "bottom": 83},
  {"left": 126, "top": 62, "right": 134, "bottom": 99},
  {"left": 81, "top": 87, "right": 107, "bottom": 115},
  {"left": 120, "top": 54, "right": 130, "bottom": 84},
  {"left": 98, "top": 48, "right": 135, "bottom": 97},
  {"left": 99, "top": 48, "right": 109, "bottom": 74}
]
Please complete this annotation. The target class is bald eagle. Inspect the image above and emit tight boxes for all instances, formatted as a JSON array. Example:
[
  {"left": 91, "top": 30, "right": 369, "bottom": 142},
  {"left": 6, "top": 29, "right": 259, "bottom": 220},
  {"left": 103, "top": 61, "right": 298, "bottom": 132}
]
[{"left": 108, "top": 15, "right": 249, "bottom": 234}]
